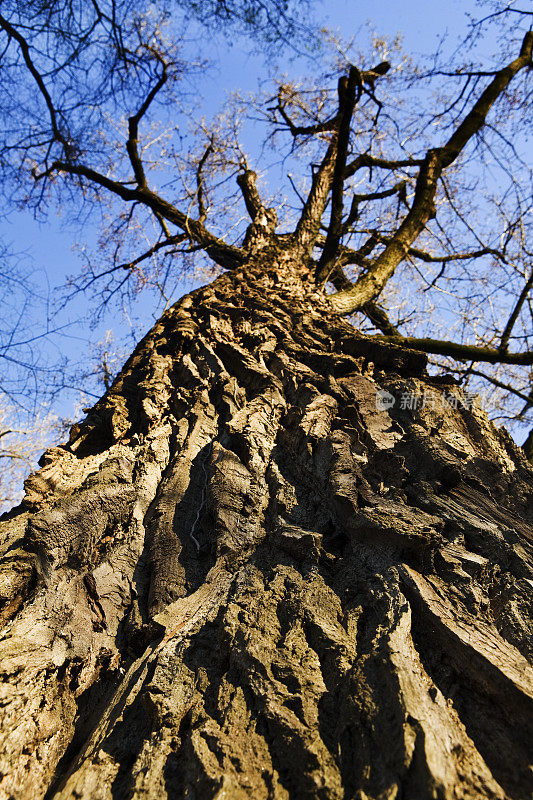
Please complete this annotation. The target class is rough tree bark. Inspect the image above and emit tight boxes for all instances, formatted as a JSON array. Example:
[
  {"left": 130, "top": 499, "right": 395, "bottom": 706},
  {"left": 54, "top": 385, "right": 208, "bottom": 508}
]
[{"left": 0, "top": 251, "right": 532, "bottom": 800}]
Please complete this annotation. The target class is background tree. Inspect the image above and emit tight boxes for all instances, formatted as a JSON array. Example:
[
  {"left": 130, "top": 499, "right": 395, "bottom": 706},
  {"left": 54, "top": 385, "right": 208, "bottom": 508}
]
[
  {"left": 0, "top": 4, "right": 532, "bottom": 799},
  {"left": 0, "top": 398, "right": 62, "bottom": 511}
]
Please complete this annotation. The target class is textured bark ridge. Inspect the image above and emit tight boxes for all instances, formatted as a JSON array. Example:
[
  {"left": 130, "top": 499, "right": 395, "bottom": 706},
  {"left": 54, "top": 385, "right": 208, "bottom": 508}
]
[{"left": 1, "top": 255, "right": 532, "bottom": 800}]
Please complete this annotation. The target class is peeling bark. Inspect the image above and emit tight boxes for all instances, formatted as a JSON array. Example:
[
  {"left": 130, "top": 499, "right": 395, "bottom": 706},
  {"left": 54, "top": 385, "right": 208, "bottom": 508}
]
[{"left": 1, "top": 254, "right": 532, "bottom": 800}]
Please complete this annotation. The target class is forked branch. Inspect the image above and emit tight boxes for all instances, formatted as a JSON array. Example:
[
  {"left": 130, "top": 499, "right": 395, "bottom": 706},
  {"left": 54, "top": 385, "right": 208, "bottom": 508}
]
[
  {"left": 273, "top": 85, "right": 339, "bottom": 137},
  {"left": 329, "top": 31, "right": 533, "bottom": 315},
  {"left": 294, "top": 63, "right": 392, "bottom": 262},
  {"left": 43, "top": 160, "right": 245, "bottom": 269},
  {"left": 127, "top": 62, "right": 169, "bottom": 188},
  {"left": 316, "top": 66, "right": 363, "bottom": 281},
  {"left": 0, "top": 13, "right": 71, "bottom": 153}
]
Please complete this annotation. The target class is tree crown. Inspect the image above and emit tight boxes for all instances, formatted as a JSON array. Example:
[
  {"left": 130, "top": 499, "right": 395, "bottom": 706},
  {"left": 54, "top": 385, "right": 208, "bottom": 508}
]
[{"left": 0, "top": 0, "right": 532, "bottom": 438}]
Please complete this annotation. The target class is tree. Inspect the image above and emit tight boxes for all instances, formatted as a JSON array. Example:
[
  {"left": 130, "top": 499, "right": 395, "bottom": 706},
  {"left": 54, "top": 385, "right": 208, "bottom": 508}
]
[
  {"left": 0, "top": 5, "right": 533, "bottom": 799},
  {"left": 0, "top": 398, "right": 62, "bottom": 511}
]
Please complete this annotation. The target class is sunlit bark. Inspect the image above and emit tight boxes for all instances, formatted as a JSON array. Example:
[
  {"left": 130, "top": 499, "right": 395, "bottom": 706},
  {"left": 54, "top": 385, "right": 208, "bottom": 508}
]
[{"left": 1, "top": 253, "right": 532, "bottom": 800}]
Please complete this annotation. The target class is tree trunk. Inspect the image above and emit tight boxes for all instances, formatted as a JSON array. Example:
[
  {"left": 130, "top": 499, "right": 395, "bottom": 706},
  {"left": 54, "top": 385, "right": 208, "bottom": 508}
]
[{"left": 1, "top": 255, "right": 532, "bottom": 800}]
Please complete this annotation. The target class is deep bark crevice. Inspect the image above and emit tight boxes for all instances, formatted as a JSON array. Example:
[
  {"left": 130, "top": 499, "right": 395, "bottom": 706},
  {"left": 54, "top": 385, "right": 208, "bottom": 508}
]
[{"left": 404, "top": 574, "right": 533, "bottom": 800}]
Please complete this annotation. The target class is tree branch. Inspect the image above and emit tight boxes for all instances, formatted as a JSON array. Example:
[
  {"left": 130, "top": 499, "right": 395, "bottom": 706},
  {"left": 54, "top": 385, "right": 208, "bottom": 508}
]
[
  {"left": 237, "top": 169, "right": 265, "bottom": 221},
  {"left": 117, "top": 233, "right": 188, "bottom": 272},
  {"left": 361, "top": 302, "right": 401, "bottom": 336},
  {"left": 196, "top": 142, "right": 214, "bottom": 223},
  {"left": 43, "top": 160, "right": 138, "bottom": 201},
  {"left": 446, "top": 364, "right": 533, "bottom": 406},
  {"left": 341, "top": 181, "right": 409, "bottom": 234},
  {"left": 293, "top": 62, "right": 394, "bottom": 262},
  {"left": 0, "top": 13, "right": 70, "bottom": 152},
  {"left": 360, "top": 231, "right": 507, "bottom": 265},
  {"left": 316, "top": 66, "right": 362, "bottom": 281},
  {"left": 273, "top": 89, "right": 339, "bottom": 137},
  {"left": 126, "top": 64, "right": 169, "bottom": 188},
  {"left": 329, "top": 31, "right": 533, "bottom": 315},
  {"left": 499, "top": 269, "right": 533, "bottom": 352},
  {"left": 293, "top": 139, "right": 337, "bottom": 257},
  {"left": 135, "top": 186, "right": 245, "bottom": 269},
  {"left": 378, "top": 335, "right": 533, "bottom": 365},
  {"left": 336, "top": 231, "right": 380, "bottom": 268},
  {"left": 344, "top": 154, "right": 423, "bottom": 179},
  {"left": 406, "top": 243, "right": 506, "bottom": 264},
  {"left": 46, "top": 161, "right": 245, "bottom": 270}
]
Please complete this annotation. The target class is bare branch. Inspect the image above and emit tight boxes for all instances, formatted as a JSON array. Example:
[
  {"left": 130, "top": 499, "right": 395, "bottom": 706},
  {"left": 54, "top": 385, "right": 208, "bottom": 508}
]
[
  {"left": 378, "top": 336, "right": 533, "bottom": 365},
  {"left": 45, "top": 161, "right": 245, "bottom": 270},
  {"left": 361, "top": 302, "right": 401, "bottom": 336},
  {"left": 0, "top": 13, "right": 70, "bottom": 152},
  {"left": 342, "top": 182, "right": 409, "bottom": 234},
  {"left": 446, "top": 365, "right": 533, "bottom": 406},
  {"left": 273, "top": 88, "right": 339, "bottom": 137},
  {"left": 237, "top": 169, "right": 265, "bottom": 221},
  {"left": 41, "top": 160, "right": 138, "bottom": 201},
  {"left": 196, "top": 142, "right": 214, "bottom": 223},
  {"left": 126, "top": 63, "right": 169, "bottom": 188},
  {"left": 316, "top": 66, "right": 362, "bottom": 281},
  {"left": 363, "top": 231, "right": 508, "bottom": 265},
  {"left": 344, "top": 154, "right": 423, "bottom": 180},
  {"left": 330, "top": 31, "right": 533, "bottom": 315},
  {"left": 500, "top": 269, "right": 533, "bottom": 352},
  {"left": 293, "top": 139, "right": 337, "bottom": 256},
  {"left": 406, "top": 244, "right": 506, "bottom": 264},
  {"left": 117, "top": 233, "right": 188, "bottom": 272}
]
